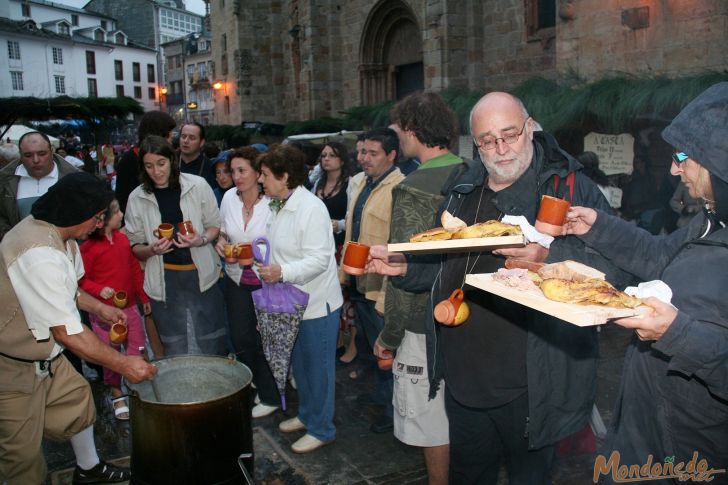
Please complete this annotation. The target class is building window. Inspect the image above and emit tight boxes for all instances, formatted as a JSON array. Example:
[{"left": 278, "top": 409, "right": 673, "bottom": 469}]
[
  {"left": 221, "top": 33, "right": 227, "bottom": 52},
  {"left": 134, "top": 86, "right": 142, "bottom": 99},
  {"left": 116, "top": 85, "right": 124, "bottom": 97},
  {"left": 115, "top": 33, "right": 125, "bottom": 44},
  {"left": 59, "top": 23, "right": 69, "bottom": 35},
  {"left": 7, "top": 41, "right": 20, "bottom": 60},
  {"left": 101, "top": 20, "right": 107, "bottom": 30},
  {"left": 11, "top": 71, "right": 23, "bottom": 91},
  {"left": 526, "top": 0, "right": 556, "bottom": 37},
  {"left": 133, "top": 62, "right": 140, "bottom": 82},
  {"left": 71, "top": 14, "right": 79, "bottom": 26},
  {"left": 148, "top": 87, "right": 156, "bottom": 100},
  {"left": 221, "top": 53, "right": 228, "bottom": 76},
  {"left": 54, "top": 75, "right": 66, "bottom": 94},
  {"left": 52, "top": 47, "right": 63, "bottom": 65},
  {"left": 21, "top": 3, "right": 30, "bottom": 17},
  {"left": 147, "top": 64, "right": 155, "bottom": 83},
  {"left": 114, "top": 60, "right": 123, "bottom": 80},
  {"left": 224, "top": 95, "right": 230, "bottom": 115},
  {"left": 187, "top": 64, "right": 194, "bottom": 80},
  {"left": 86, "top": 51, "right": 96, "bottom": 74},
  {"left": 88, "top": 78, "right": 98, "bottom": 97},
  {"left": 94, "top": 29, "right": 104, "bottom": 41},
  {"left": 198, "top": 62, "right": 206, "bottom": 79}
]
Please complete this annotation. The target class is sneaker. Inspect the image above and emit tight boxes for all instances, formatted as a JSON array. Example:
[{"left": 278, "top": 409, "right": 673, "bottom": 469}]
[
  {"left": 252, "top": 403, "right": 279, "bottom": 418},
  {"left": 279, "top": 416, "right": 306, "bottom": 433},
  {"left": 291, "top": 433, "right": 332, "bottom": 454},
  {"left": 72, "top": 460, "right": 130, "bottom": 484}
]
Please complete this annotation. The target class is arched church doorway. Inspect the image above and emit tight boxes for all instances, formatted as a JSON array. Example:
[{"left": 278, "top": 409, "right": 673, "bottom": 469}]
[{"left": 360, "top": 0, "right": 423, "bottom": 105}]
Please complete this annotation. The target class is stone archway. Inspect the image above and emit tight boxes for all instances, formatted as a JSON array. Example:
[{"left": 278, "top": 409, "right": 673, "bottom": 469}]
[{"left": 360, "top": 0, "right": 422, "bottom": 105}]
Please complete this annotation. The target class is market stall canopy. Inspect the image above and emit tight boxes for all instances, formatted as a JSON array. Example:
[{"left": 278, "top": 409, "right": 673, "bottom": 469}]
[{"left": 1, "top": 124, "right": 60, "bottom": 148}]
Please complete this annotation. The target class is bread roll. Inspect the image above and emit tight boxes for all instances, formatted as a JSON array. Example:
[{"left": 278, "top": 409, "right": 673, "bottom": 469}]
[
  {"left": 441, "top": 210, "right": 467, "bottom": 233},
  {"left": 537, "top": 260, "right": 606, "bottom": 282}
]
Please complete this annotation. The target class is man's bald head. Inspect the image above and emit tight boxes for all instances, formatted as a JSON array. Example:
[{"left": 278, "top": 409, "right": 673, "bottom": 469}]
[{"left": 19, "top": 132, "right": 55, "bottom": 180}]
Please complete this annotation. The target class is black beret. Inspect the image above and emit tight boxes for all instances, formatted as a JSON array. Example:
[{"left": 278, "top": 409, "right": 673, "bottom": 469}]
[{"left": 31, "top": 172, "right": 114, "bottom": 227}]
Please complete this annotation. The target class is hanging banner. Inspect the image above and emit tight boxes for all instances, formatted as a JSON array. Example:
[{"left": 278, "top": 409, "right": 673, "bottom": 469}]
[{"left": 583, "top": 132, "right": 635, "bottom": 175}]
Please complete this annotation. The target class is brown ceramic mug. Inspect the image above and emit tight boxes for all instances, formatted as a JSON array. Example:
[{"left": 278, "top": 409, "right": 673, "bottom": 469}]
[
  {"left": 109, "top": 322, "right": 128, "bottom": 345},
  {"left": 342, "top": 241, "right": 370, "bottom": 276},
  {"left": 433, "top": 289, "right": 470, "bottom": 326},
  {"left": 177, "top": 220, "right": 194, "bottom": 236},
  {"left": 237, "top": 243, "right": 254, "bottom": 267},
  {"left": 157, "top": 223, "right": 174, "bottom": 240},
  {"left": 377, "top": 350, "right": 394, "bottom": 370},
  {"left": 534, "top": 195, "right": 571, "bottom": 237},
  {"left": 113, "top": 290, "right": 128, "bottom": 309},
  {"left": 223, "top": 243, "right": 237, "bottom": 263}
]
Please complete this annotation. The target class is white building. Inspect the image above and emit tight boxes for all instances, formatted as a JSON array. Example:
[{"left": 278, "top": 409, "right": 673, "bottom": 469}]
[
  {"left": 162, "top": 32, "right": 214, "bottom": 124},
  {"left": 0, "top": 0, "right": 160, "bottom": 112}
]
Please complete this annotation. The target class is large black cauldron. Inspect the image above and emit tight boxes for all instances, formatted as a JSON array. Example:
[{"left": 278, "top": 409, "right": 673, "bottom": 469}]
[{"left": 127, "top": 355, "right": 253, "bottom": 485}]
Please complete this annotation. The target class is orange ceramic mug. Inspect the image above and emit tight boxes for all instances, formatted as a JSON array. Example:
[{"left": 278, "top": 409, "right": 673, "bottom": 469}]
[
  {"left": 223, "top": 243, "right": 237, "bottom": 263},
  {"left": 109, "top": 322, "right": 128, "bottom": 345},
  {"left": 434, "top": 289, "right": 470, "bottom": 326},
  {"left": 157, "top": 223, "right": 174, "bottom": 240},
  {"left": 342, "top": 241, "right": 370, "bottom": 276},
  {"left": 177, "top": 220, "right": 194, "bottom": 236},
  {"left": 237, "top": 243, "right": 254, "bottom": 267},
  {"left": 377, "top": 350, "right": 394, "bottom": 370},
  {"left": 534, "top": 195, "right": 571, "bottom": 237},
  {"left": 113, "top": 290, "right": 128, "bottom": 309}
]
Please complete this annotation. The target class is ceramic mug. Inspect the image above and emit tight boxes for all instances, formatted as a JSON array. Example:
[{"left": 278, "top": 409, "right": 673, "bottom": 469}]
[
  {"left": 177, "top": 220, "right": 194, "bottom": 236},
  {"left": 377, "top": 350, "right": 394, "bottom": 370},
  {"left": 534, "top": 195, "right": 570, "bottom": 237},
  {"left": 237, "top": 243, "right": 254, "bottom": 267},
  {"left": 157, "top": 223, "right": 174, "bottom": 240},
  {"left": 224, "top": 243, "right": 237, "bottom": 263},
  {"left": 109, "top": 322, "right": 128, "bottom": 345},
  {"left": 113, "top": 290, "right": 128, "bottom": 309},
  {"left": 341, "top": 241, "right": 370, "bottom": 276},
  {"left": 434, "top": 289, "right": 470, "bottom": 326}
]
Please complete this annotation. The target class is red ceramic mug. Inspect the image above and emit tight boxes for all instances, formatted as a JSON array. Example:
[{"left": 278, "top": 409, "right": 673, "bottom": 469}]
[
  {"left": 377, "top": 350, "right": 394, "bottom": 370},
  {"left": 342, "top": 241, "right": 370, "bottom": 276},
  {"left": 534, "top": 195, "right": 570, "bottom": 237},
  {"left": 223, "top": 243, "right": 237, "bottom": 263},
  {"left": 433, "top": 289, "right": 470, "bottom": 326},
  {"left": 177, "top": 220, "right": 195, "bottom": 236}
]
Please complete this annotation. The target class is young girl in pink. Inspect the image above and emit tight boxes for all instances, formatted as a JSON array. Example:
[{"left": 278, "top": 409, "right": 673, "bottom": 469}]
[{"left": 79, "top": 199, "right": 150, "bottom": 420}]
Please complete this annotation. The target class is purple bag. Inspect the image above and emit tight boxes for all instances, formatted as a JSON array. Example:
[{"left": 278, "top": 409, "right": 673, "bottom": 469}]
[{"left": 251, "top": 237, "right": 310, "bottom": 314}]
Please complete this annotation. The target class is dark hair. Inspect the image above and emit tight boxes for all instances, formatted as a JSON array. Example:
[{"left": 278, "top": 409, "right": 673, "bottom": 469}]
[
  {"left": 364, "top": 127, "right": 400, "bottom": 157},
  {"left": 137, "top": 111, "right": 176, "bottom": 145},
  {"left": 89, "top": 199, "right": 120, "bottom": 239},
  {"left": 18, "top": 131, "right": 53, "bottom": 151},
  {"left": 390, "top": 92, "right": 458, "bottom": 149},
  {"left": 287, "top": 140, "right": 322, "bottom": 168},
  {"left": 316, "top": 142, "right": 351, "bottom": 199},
  {"left": 577, "top": 151, "right": 610, "bottom": 186},
  {"left": 182, "top": 121, "right": 205, "bottom": 141},
  {"left": 258, "top": 144, "right": 307, "bottom": 189},
  {"left": 227, "top": 146, "right": 261, "bottom": 172},
  {"left": 138, "top": 135, "right": 181, "bottom": 193}
]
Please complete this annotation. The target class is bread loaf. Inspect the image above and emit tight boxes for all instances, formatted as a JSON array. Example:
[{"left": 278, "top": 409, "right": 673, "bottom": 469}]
[{"left": 537, "top": 260, "right": 606, "bottom": 282}]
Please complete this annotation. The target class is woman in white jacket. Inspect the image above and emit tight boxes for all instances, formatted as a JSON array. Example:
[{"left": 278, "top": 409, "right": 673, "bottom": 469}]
[
  {"left": 125, "top": 135, "right": 228, "bottom": 356},
  {"left": 257, "top": 144, "right": 343, "bottom": 454}
]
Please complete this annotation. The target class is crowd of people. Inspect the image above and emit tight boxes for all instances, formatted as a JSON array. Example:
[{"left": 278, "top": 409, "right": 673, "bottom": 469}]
[{"left": 1, "top": 82, "right": 726, "bottom": 484}]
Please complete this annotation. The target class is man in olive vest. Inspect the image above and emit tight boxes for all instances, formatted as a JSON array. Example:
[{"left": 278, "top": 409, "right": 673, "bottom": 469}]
[{"left": 0, "top": 172, "right": 157, "bottom": 484}]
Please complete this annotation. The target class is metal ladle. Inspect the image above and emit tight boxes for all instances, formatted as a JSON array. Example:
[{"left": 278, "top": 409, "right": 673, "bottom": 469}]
[{"left": 139, "top": 346, "right": 162, "bottom": 402}]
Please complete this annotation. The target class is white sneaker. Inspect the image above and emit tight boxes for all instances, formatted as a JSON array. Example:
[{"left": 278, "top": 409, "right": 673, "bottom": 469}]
[
  {"left": 278, "top": 416, "right": 305, "bottom": 433},
  {"left": 254, "top": 393, "right": 261, "bottom": 405},
  {"left": 291, "top": 433, "right": 331, "bottom": 454},
  {"left": 289, "top": 375, "right": 297, "bottom": 390},
  {"left": 251, "top": 403, "right": 279, "bottom": 418}
]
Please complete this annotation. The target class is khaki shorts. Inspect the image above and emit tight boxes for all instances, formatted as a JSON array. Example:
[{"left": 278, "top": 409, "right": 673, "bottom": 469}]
[{"left": 392, "top": 330, "right": 449, "bottom": 447}]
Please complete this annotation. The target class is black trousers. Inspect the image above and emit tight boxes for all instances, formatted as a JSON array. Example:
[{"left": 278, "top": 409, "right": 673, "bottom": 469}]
[
  {"left": 446, "top": 389, "right": 554, "bottom": 485},
  {"left": 224, "top": 276, "right": 280, "bottom": 406}
]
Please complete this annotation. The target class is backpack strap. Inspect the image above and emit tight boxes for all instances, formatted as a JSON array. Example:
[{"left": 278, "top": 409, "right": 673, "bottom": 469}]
[{"left": 552, "top": 171, "right": 576, "bottom": 202}]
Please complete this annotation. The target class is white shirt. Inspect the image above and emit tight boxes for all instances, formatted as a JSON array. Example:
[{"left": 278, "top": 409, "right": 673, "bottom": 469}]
[
  {"left": 7, "top": 242, "right": 86, "bottom": 358},
  {"left": 266, "top": 186, "right": 343, "bottom": 319},
  {"left": 15, "top": 162, "right": 59, "bottom": 199},
  {"left": 64, "top": 155, "right": 85, "bottom": 168},
  {"left": 219, "top": 188, "right": 272, "bottom": 284}
]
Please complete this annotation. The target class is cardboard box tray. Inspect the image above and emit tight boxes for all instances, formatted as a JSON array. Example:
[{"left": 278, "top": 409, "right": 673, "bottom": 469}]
[
  {"left": 465, "top": 273, "right": 648, "bottom": 327},
  {"left": 388, "top": 235, "right": 526, "bottom": 254}
]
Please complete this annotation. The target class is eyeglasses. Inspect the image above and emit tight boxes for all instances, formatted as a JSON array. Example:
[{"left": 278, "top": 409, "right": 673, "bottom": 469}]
[
  {"left": 473, "top": 118, "right": 530, "bottom": 150},
  {"left": 93, "top": 212, "right": 106, "bottom": 224},
  {"left": 672, "top": 152, "right": 688, "bottom": 165}
]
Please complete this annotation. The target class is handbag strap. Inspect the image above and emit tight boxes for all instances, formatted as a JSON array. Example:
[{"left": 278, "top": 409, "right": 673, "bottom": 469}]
[{"left": 252, "top": 236, "right": 270, "bottom": 265}]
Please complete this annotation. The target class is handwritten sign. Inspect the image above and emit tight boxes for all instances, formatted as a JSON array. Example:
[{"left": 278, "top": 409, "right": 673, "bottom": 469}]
[{"left": 583, "top": 132, "right": 635, "bottom": 175}]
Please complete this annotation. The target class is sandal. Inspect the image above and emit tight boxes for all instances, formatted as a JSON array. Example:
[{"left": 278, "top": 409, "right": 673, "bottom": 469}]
[{"left": 110, "top": 396, "right": 129, "bottom": 421}]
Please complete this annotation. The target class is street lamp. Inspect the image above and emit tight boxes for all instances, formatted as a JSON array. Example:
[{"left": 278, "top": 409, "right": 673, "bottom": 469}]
[{"left": 159, "top": 86, "right": 168, "bottom": 112}]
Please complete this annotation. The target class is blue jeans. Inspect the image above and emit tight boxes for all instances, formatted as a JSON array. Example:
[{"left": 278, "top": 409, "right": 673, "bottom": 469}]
[{"left": 291, "top": 304, "right": 341, "bottom": 442}]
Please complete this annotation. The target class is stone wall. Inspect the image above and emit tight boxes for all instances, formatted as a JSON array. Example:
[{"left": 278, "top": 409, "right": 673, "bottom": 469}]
[{"left": 556, "top": 0, "right": 728, "bottom": 81}]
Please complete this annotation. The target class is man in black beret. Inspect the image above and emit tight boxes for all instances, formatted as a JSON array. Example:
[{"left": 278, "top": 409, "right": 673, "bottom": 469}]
[{"left": 0, "top": 172, "right": 157, "bottom": 484}]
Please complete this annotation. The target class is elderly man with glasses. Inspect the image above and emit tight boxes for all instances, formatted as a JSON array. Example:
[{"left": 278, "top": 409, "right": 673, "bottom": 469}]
[{"left": 369, "top": 91, "right": 633, "bottom": 483}]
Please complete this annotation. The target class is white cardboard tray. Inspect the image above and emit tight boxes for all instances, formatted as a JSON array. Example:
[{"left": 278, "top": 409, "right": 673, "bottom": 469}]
[
  {"left": 465, "top": 273, "right": 649, "bottom": 327},
  {"left": 388, "top": 235, "right": 526, "bottom": 254}
]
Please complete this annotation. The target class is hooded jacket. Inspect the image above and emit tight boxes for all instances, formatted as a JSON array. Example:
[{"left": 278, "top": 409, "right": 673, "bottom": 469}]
[{"left": 394, "top": 131, "right": 634, "bottom": 448}]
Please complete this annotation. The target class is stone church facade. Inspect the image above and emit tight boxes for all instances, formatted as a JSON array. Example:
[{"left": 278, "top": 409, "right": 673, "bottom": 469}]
[{"left": 208, "top": 0, "right": 727, "bottom": 126}]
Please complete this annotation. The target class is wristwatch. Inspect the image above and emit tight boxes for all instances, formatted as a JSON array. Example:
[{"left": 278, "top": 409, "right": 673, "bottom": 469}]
[{"left": 201, "top": 235, "right": 209, "bottom": 245}]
